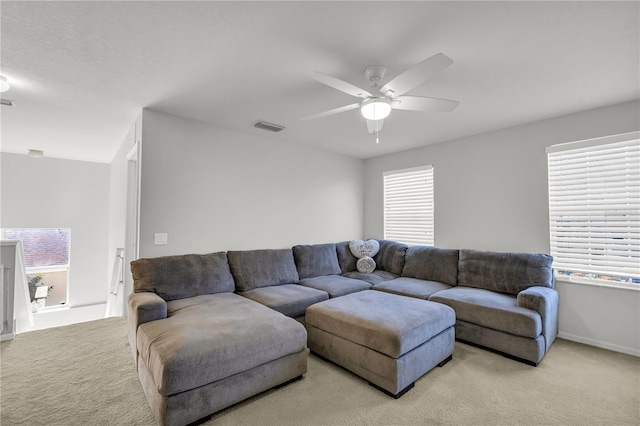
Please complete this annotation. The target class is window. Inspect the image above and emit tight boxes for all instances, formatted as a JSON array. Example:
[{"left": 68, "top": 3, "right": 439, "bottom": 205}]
[
  {"left": 1, "top": 228, "right": 70, "bottom": 310},
  {"left": 383, "top": 165, "right": 434, "bottom": 246},
  {"left": 546, "top": 132, "right": 639, "bottom": 287}
]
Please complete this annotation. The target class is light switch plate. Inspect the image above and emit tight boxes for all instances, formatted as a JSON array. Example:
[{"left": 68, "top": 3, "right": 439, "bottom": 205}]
[{"left": 154, "top": 233, "right": 168, "bottom": 245}]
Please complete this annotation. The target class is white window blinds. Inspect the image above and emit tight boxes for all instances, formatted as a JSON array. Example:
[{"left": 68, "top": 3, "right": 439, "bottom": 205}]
[
  {"left": 383, "top": 165, "right": 434, "bottom": 246},
  {"left": 546, "top": 132, "right": 640, "bottom": 283}
]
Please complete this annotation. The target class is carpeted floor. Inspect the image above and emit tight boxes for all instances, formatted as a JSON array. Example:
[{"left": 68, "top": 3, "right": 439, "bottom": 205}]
[{"left": 1, "top": 317, "right": 638, "bottom": 425}]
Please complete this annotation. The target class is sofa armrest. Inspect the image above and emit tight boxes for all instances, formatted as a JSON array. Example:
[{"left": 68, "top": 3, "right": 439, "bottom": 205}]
[
  {"left": 517, "top": 286, "right": 559, "bottom": 352},
  {"left": 127, "top": 292, "right": 167, "bottom": 365}
]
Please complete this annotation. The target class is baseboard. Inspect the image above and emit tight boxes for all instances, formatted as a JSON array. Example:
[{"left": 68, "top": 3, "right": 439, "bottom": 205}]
[
  {"left": 558, "top": 332, "right": 640, "bottom": 357},
  {"left": 24, "top": 303, "right": 107, "bottom": 333},
  {"left": 0, "top": 331, "right": 16, "bottom": 341}
]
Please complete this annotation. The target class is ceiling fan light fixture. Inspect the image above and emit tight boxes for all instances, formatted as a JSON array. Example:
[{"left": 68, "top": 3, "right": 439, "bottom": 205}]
[{"left": 361, "top": 98, "right": 391, "bottom": 121}]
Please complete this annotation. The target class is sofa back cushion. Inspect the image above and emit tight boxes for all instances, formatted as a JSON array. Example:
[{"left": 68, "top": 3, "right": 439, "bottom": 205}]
[
  {"left": 293, "top": 243, "right": 341, "bottom": 279},
  {"left": 458, "top": 249, "right": 554, "bottom": 295},
  {"left": 374, "top": 240, "right": 409, "bottom": 275},
  {"left": 131, "top": 252, "right": 235, "bottom": 301},
  {"left": 228, "top": 249, "right": 300, "bottom": 292},
  {"left": 402, "top": 246, "right": 459, "bottom": 286},
  {"left": 336, "top": 241, "right": 358, "bottom": 273}
]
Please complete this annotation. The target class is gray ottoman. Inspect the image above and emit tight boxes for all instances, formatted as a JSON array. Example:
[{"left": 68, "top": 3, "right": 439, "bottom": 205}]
[{"left": 306, "top": 290, "right": 455, "bottom": 397}]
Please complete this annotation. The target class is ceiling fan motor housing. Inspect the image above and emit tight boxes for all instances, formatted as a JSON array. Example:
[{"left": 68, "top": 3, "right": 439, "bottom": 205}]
[
  {"left": 364, "top": 66, "right": 387, "bottom": 86},
  {"left": 362, "top": 66, "right": 391, "bottom": 120}
]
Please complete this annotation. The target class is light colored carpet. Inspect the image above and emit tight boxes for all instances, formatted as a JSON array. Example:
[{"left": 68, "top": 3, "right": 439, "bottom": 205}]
[{"left": 1, "top": 317, "right": 638, "bottom": 425}]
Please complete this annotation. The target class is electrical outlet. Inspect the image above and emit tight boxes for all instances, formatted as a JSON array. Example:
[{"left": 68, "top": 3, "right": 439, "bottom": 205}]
[{"left": 154, "top": 233, "right": 168, "bottom": 245}]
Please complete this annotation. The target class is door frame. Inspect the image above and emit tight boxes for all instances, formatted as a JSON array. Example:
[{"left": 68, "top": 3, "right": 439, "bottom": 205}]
[{"left": 123, "top": 138, "right": 141, "bottom": 316}]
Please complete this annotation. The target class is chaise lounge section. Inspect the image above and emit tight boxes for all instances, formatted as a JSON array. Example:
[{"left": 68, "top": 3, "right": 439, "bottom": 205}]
[
  {"left": 128, "top": 252, "right": 308, "bottom": 426},
  {"left": 429, "top": 249, "right": 557, "bottom": 365},
  {"left": 367, "top": 244, "right": 557, "bottom": 365}
]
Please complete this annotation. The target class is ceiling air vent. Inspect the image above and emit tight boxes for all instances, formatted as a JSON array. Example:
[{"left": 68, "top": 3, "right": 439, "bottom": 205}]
[{"left": 254, "top": 121, "right": 285, "bottom": 133}]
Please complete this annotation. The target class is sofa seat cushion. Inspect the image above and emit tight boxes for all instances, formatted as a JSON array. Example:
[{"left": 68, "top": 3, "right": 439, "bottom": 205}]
[
  {"left": 238, "top": 284, "right": 328, "bottom": 317},
  {"left": 307, "top": 290, "right": 455, "bottom": 358},
  {"left": 429, "top": 287, "right": 542, "bottom": 338},
  {"left": 342, "top": 270, "right": 398, "bottom": 285},
  {"left": 373, "top": 277, "right": 451, "bottom": 300},
  {"left": 298, "top": 275, "right": 371, "bottom": 298},
  {"left": 137, "top": 293, "right": 307, "bottom": 396}
]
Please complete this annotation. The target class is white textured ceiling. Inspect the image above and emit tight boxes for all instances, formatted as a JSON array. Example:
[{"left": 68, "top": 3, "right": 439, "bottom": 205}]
[{"left": 1, "top": 1, "right": 638, "bottom": 163}]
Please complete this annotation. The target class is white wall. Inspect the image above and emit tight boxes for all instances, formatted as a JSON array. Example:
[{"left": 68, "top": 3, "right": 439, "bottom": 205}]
[
  {"left": 0, "top": 153, "right": 110, "bottom": 308},
  {"left": 363, "top": 100, "right": 640, "bottom": 356},
  {"left": 138, "top": 109, "right": 364, "bottom": 258}
]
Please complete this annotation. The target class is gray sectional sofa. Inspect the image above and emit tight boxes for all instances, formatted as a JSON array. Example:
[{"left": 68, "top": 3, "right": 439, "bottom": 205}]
[{"left": 128, "top": 240, "right": 558, "bottom": 426}]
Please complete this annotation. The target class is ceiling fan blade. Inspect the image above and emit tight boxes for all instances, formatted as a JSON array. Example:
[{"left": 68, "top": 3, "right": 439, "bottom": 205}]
[
  {"left": 380, "top": 53, "right": 454, "bottom": 98},
  {"left": 301, "top": 103, "right": 360, "bottom": 121},
  {"left": 392, "top": 95, "right": 459, "bottom": 112},
  {"left": 309, "top": 72, "right": 372, "bottom": 98},
  {"left": 366, "top": 119, "right": 384, "bottom": 134}
]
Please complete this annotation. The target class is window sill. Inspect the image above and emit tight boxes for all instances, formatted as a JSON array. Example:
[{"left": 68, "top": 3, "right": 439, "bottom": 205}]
[
  {"left": 34, "top": 305, "right": 70, "bottom": 314},
  {"left": 555, "top": 277, "right": 640, "bottom": 292}
]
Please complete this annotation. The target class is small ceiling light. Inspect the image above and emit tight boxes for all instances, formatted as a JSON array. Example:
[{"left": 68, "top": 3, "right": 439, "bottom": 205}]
[
  {"left": 0, "top": 76, "right": 10, "bottom": 92},
  {"left": 28, "top": 149, "right": 44, "bottom": 158},
  {"left": 360, "top": 98, "right": 391, "bottom": 121}
]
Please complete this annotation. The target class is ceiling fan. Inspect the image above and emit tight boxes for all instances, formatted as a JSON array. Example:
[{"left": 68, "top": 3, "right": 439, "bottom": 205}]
[{"left": 302, "top": 53, "right": 459, "bottom": 143}]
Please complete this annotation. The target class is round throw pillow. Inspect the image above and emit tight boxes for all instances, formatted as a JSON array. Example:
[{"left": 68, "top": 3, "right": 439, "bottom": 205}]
[
  {"left": 349, "top": 239, "right": 380, "bottom": 259},
  {"left": 356, "top": 256, "right": 376, "bottom": 274}
]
